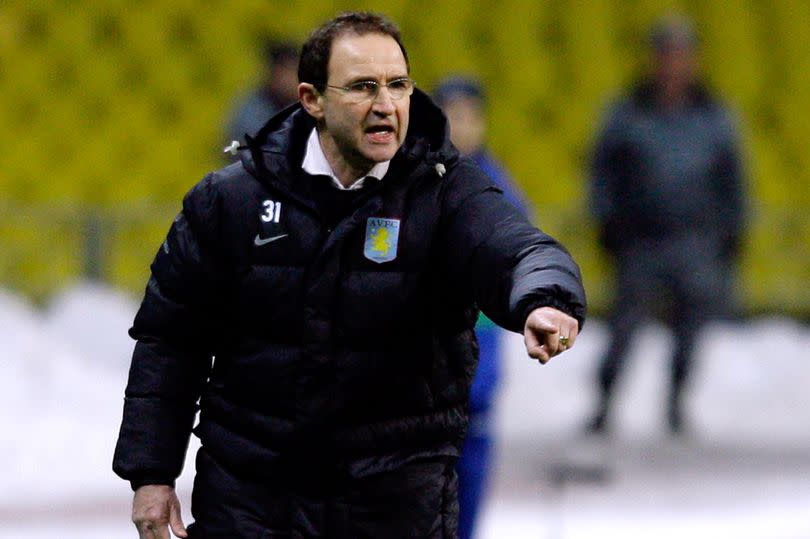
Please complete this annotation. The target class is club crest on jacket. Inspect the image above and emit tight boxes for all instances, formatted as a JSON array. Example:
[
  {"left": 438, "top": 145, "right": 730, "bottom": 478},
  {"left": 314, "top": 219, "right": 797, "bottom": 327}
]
[{"left": 364, "top": 217, "right": 400, "bottom": 263}]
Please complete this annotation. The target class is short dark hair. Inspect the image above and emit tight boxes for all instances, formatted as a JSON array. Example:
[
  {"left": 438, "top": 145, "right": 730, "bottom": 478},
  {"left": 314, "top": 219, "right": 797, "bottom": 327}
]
[
  {"left": 649, "top": 15, "right": 698, "bottom": 53},
  {"left": 263, "top": 40, "right": 299, "bottom": 67},
  {"left": 298, "top": 11, "right": 409, "bottom": 92},
  {"left": 433, "top": 76, "right": 486, "bottom": 108}
]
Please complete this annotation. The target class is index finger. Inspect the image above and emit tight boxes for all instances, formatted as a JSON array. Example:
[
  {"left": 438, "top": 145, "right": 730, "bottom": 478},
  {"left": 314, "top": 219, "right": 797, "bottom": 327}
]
[{"left": 524, "top": 328, "right": 551, "bottom": 363}]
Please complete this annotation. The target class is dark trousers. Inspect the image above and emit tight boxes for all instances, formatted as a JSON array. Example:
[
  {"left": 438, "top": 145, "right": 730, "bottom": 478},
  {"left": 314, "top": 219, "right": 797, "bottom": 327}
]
[
  {"left": 187, "top": 447, "right": 459, "bottom": 539},
  {"left": 595, "top": 242, "right": 726, "bottom": 427}
]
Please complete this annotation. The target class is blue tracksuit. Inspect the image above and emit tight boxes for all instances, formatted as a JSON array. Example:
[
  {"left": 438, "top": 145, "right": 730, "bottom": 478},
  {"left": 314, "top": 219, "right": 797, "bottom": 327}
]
[{"left": 458, "top": 149, "right": 531, "bottom": 539}]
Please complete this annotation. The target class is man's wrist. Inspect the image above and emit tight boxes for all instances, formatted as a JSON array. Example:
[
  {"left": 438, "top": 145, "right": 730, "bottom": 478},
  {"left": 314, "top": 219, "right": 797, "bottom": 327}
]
[
  {"left": 130, "top": 478, "right": 176, "bottom": 492},
  {"left": 520, "top": 297, "right": 583, "bottom": 330}
]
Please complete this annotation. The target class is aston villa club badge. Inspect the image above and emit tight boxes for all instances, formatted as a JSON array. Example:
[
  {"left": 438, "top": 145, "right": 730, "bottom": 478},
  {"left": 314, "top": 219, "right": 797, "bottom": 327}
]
[{"left": 364, "top": 217, "right": 400, "bottom": 263}]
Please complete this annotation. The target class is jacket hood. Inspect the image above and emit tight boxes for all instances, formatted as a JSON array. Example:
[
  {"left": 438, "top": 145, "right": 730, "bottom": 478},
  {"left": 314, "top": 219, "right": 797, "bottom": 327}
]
[{"left": 240, "top": 88, "right": 459, "bottom": 187}]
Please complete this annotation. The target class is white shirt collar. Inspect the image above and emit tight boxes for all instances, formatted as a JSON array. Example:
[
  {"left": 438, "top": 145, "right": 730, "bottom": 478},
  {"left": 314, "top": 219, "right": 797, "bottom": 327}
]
[{"left": 301, "top": 128, "right": 390, "bottom": 191}]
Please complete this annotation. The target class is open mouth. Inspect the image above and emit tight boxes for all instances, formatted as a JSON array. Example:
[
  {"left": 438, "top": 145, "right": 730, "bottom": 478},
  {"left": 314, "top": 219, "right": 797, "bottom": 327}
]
[
  {"left": 365, "top": 124, "right": 396, "bottom": 144},
  {"left": 365, "top": 125, "right": 395, "bottom": 135}
]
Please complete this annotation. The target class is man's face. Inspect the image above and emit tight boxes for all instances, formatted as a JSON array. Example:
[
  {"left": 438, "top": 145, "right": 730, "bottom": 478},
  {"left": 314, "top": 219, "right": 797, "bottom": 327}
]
[
  {"left": 655, "top": 45, "right": 697, "bottom": 92},
  {"left": 443, "top": 96, "right": 485, "bottom": 156},
  {"left": 270, "top": 59, "right": 301, "bottom": 105},
  {"left": 307, "top": 33, "right": 410, "bottom": 176}
]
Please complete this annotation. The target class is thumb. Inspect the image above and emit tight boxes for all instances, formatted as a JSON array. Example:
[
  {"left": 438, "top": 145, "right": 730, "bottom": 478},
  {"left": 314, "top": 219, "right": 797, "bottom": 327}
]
[{"left": 168, "top": 496, "right": 187, "bottom": 538}]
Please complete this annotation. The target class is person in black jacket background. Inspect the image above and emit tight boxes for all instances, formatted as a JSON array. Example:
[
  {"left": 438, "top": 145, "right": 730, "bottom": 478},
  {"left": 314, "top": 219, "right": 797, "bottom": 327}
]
[
  {"left": 114, "top": 11, "right": 586, "bottom": 539},
  {"left": 586, "top": 16, "right": 747, "bottom": 436}
]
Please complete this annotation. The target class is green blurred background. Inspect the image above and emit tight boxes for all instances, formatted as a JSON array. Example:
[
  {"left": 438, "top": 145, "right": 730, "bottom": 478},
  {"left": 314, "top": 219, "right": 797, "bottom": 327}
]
[{"left": 1, "top": 0, "right": 807, "bottom": 316}]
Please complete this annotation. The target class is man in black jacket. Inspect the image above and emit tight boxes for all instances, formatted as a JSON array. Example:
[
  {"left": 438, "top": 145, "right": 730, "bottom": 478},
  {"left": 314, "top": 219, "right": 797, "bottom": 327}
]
[{"left": 114, "top": 11, "right": 586, "bottom": 539}]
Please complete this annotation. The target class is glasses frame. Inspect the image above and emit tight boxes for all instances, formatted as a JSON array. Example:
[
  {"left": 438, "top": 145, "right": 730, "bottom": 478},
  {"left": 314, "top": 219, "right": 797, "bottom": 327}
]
[{"left": 324, "top": 77, "right": 416, "bottom": 103}]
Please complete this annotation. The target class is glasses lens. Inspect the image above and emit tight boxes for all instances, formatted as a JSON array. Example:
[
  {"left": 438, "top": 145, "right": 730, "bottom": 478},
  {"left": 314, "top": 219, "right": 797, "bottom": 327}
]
[
  {"left": 343, "top": 81, "right": 377, "bottom": 102},
  {"left": 387, "top": 79, "right": 413, "bottom": 99}
]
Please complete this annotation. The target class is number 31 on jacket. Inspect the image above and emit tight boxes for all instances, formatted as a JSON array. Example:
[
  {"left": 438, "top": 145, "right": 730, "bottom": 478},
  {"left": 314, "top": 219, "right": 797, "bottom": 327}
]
[{"left": 261, "top": 200, "right": 281, "bottom": 223}]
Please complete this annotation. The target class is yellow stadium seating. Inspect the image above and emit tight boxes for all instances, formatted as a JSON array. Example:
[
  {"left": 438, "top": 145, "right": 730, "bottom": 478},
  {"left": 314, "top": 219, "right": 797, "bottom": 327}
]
[{"left": 0, "top": 1, "right": 807, "bottom": 314}]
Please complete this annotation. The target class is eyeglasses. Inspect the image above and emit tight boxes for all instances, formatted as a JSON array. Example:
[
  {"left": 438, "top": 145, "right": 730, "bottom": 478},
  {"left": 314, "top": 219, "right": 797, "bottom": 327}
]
[{"left": 325, "top": 78, "right": 415, "bottom": 103}]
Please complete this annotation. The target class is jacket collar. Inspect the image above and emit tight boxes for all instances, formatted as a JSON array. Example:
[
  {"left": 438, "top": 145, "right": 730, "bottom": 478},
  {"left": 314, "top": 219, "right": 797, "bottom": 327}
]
[
  {"left": 301, "top": 127, "right": 391, "bottom": 190},
  {"left": 631, "top": 77, "right": 714, "bottom": 110}
]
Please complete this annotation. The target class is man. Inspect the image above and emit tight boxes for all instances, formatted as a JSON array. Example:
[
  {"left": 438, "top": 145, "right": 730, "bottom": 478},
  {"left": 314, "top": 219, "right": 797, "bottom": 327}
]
[
  {"left": 225, "top": 39, "right": 300, "bottom": 147},
  {"left": 587, "top": 15, "right": 746, "bottom": 435},
  {"left": 433, "top": 76, "right": 532, "bottom": 539},
  {"left": 114, "top": 12, "right": 586, "bottom": 538}
]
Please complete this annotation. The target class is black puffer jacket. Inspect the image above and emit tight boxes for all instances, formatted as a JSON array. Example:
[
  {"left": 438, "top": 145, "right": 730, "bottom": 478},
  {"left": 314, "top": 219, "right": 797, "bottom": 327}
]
[{"left": 113, "top": 90, "right": 586, "bottom": 490}]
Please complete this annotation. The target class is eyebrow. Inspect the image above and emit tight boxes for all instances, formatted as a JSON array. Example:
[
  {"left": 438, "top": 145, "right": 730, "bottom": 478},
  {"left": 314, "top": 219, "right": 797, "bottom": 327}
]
[{"left": 343, "top": 74, "right": 410, "bottom": 85}]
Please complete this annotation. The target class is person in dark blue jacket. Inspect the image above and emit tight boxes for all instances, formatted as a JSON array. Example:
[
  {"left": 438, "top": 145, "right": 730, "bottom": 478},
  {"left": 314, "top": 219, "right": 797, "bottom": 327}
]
[
  {"left": 434, "top": 76, "right": 533, "bottom": 539},
  {"left": 225, "top": 39, "right": 300, "bottom": 149},
  {"left": 114, "top": 12, "right": 586, "bottom": 539},
  {"left": 587, "top": 16, "right": 747, "bottom": 436}
]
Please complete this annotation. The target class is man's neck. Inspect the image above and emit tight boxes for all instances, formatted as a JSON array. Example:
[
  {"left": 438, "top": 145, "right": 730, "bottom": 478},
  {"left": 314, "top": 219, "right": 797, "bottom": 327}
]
[
  {"left": 317, "top": 131, "right": 373, "bottom": 188},
  {"left": 655, "top": 79, "right": 693, "bottom": 110},
  {"left": 302, "top": 129, "right": 390, "bottom": 190}
]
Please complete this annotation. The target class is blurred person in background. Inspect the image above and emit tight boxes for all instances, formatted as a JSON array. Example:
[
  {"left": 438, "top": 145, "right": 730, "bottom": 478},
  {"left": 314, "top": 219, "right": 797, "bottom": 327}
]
[
  {"left": 114, "top": 11, "right": 585, "bottom": 539},
  {"left": 225, "top": 38, "right": 300, "bottom": 149},
  {"left": 433, "top": 76, "right": 532, "bottom": 539},
  {"left": 587, "top": 15, "right": 747, "bottom": 436}
]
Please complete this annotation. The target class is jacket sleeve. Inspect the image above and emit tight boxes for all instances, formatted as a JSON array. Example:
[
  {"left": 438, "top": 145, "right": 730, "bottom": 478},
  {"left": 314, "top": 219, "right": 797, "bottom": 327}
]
[
  {"left": 589, "top": 102, "right": 631, "bottom": 252},
  {"left": 438, "top": 159, "right": 586, "bottom": 333},
  {"left": 713, "top": 108, "right": 748, "bottom": 259},
  {"left": 113, "top": 174, "right": 223, "bottom": 490}
]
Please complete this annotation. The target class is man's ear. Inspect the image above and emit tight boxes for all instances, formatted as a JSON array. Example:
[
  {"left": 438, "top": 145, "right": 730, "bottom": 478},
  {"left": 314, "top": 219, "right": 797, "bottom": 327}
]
[{"left": 299, "top": 83, "right": 324, "bottom": 120}]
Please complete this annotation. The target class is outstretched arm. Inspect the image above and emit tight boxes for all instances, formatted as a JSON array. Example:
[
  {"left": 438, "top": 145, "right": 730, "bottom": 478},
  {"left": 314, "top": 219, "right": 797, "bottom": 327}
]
[{"left": 438, "top": 158, "right": 586, "bottom": 336}]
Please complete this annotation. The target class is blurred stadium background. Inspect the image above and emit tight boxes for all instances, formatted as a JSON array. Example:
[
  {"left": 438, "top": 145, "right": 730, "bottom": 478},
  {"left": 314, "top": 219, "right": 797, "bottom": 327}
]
[
  {"left": 2, "top": 3, "right": 810, "bottom": 538},
  {"left": 1, "top": 0, "right": 807, "bottom": 316}
]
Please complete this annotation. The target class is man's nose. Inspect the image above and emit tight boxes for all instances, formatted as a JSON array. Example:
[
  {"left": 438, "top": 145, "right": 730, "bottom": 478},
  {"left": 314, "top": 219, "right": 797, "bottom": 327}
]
[{"left": 371, "top": 87, "right": 396, "bottom": 114}]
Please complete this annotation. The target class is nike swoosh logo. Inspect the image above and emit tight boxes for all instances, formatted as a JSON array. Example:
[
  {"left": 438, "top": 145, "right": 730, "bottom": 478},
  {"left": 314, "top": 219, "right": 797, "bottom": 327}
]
[{"left": 254, "top": 233, "right": 288, "bottom": 246}]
